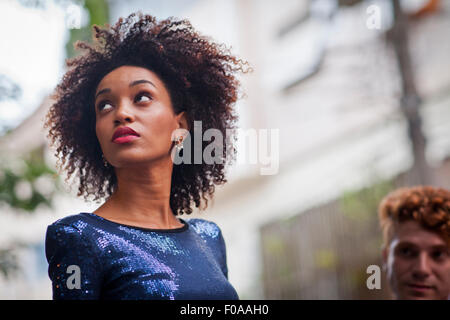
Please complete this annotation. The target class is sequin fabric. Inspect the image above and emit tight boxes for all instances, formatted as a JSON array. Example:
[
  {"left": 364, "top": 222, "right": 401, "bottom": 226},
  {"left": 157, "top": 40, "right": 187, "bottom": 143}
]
[{"left": 45, "top": 212, "right": 239, "bottom": 300}]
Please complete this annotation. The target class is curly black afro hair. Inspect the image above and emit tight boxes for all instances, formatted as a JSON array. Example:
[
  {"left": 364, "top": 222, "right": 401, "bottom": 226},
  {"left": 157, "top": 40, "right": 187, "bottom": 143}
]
[{"left": 44, "top": 12, "right": 251, "bottom": 215}]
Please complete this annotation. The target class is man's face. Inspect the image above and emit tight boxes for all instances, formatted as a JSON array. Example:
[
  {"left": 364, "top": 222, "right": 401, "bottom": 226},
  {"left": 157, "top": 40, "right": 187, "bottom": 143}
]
[{"left": 383, "top": 220, "right": 450, "bottom": 300}]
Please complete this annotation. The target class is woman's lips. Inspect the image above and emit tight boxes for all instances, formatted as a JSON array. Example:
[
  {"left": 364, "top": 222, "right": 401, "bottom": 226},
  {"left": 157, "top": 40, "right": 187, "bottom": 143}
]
[
  {"left": 112, "top": 135, "right": 139, "bottom": 144},
  {"left": 111, "top": 126, "right": 140, "bottom": 141}
]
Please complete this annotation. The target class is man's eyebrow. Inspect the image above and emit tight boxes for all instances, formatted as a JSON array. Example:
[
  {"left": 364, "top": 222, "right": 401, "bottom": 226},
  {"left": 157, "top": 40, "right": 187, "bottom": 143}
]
[
  {"left": 394, "top": 241, "right": 449, "bottom": 252},
  {"left": 129, "top": 79, "right": 157, "bottom": 89},
  {"left": 95, "top": 80, "right": 156, "bottom": 99},
  {"left": 430, "top": 244, "right": 449, "bottom": 251},
  {"left": 394, "top": 241, "right": 419, "bottom": 248}
]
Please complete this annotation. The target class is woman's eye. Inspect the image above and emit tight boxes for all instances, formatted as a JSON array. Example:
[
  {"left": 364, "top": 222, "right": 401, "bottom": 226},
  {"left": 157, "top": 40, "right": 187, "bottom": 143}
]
[
  {"left": 135, "top": 93, "right": 152, "bottom": 103},
  {"left": 98, "top": 102, "right": 113, "bottom": 111}
]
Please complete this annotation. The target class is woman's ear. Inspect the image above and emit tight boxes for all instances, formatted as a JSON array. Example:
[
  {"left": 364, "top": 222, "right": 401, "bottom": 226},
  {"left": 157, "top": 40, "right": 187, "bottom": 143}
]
[{"left": 176, "top": 111, "right": 190, "bottom": 131}]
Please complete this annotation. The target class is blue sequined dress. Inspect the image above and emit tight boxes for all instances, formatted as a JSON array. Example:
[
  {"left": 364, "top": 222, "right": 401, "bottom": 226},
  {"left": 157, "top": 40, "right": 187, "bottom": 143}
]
[{"left": 44, "top": 212, "right": 239, "bottom": 300}]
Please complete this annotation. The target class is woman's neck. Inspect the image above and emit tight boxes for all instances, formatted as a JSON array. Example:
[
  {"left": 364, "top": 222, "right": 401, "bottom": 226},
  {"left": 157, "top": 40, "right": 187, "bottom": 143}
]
[{"left": 94, "top": 158, "right": 182, "bottom": 229}]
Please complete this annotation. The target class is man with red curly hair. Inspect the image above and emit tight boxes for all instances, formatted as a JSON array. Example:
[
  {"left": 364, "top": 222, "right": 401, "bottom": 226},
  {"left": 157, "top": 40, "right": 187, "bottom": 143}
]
[{"left": 378, "top": 186, "right": 450, "bottom": 299}]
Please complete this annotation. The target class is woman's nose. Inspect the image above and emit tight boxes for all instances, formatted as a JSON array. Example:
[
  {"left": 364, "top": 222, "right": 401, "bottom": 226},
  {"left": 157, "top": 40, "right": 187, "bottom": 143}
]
[{"left": 114, "top": 100, "right": 135, "bottom": 123}]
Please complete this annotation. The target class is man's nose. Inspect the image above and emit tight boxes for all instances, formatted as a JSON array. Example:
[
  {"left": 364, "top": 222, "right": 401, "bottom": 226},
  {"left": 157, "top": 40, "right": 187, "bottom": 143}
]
[{"left": 411, "top": 253, "right": 432, "bottom": 279}]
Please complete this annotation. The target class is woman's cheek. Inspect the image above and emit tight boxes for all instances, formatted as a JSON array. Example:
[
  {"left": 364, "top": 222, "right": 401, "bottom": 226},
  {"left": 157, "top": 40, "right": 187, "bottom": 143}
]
[
  {"left": 147, "top": 107, "right": 178, "bottom": 139},
  {"left": 98, "top": 125, "right": 110, "bottom": 146}
]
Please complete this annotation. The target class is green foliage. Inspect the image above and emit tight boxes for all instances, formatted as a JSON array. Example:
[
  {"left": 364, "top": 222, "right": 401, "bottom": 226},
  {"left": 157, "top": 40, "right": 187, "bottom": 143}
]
[
  {"left": 0, "top": 148, "right": 60, "bottom": 212},
  {"left": 339, "top": 179, "right": 395, "bottom": 222},
  {"left": 0, "top": 243, "right": 25, "bottom": 280},
  {"left": 65, "top": 0, "right": 109, "bottom": 59},
  {"left": 0, "top": 0, "right": 109, "bottom": 281},
  {"left": 0, "top": 147, "right": 61, "bottom": 279}
]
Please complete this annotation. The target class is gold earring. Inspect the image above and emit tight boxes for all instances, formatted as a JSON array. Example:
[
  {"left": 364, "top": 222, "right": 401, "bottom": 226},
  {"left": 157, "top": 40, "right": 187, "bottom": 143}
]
[
  {"left": 175, "top": 136, "right": 184, "bottom": 151},
  {"left": 102, "top": 154, "right": 109, "bottom": 167}
]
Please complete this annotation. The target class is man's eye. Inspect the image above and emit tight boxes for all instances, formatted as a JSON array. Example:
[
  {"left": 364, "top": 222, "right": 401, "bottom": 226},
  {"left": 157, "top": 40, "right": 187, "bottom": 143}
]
[
  {"left": 135, "top": 93, "right": 152, "bottom": 103},
  {"left": 399, "top": 247, "right": 414, "bottom": 257},
  {"left": 431, "top": 250, "right": 447, "bottom": 260}
]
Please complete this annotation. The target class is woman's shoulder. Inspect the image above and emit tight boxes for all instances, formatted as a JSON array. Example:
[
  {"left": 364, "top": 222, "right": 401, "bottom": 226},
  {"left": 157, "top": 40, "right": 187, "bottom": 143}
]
[
  {"left": 187, "top": 218, "right": 228, "bottom": 272},
  {"left": 45, "top": 214, "right": 91, "bottom": 260},
  {"left": 45, "top": 213, "right": 105, "bottom": 259},
  {"left": 186, "top": 218, "right": 224, "bottom": 240},
  {"left": 47, "top": 212, "right": 91, "bottom": 231},
  {"left": 46, "top": 213, "right": 103, "bottom": 244}
]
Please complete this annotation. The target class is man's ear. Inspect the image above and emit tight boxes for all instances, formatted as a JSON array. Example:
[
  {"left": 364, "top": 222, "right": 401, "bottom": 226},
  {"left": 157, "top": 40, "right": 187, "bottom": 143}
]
[
  {"left": 176, "top": 111, "right": 190, "bottom": 131},
  {"left": 382, "top": 245, "right": 388, "bottom": 271}
]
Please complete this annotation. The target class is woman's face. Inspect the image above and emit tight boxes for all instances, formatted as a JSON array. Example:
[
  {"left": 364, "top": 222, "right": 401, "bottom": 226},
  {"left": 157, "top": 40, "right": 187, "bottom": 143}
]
[{"left": 94, "top": 65, "right": 187, "bottom": 168}]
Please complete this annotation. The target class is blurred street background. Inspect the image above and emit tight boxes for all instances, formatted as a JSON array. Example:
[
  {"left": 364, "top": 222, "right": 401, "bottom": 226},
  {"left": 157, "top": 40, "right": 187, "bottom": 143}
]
[{"left": 1, "top": 0, "right": 450, "bottom": 299}]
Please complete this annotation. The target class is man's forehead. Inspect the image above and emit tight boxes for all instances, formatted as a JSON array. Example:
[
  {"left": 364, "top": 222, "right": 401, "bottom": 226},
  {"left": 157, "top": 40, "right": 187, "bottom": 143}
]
[{"left": 390, "top": 220, "right": 448, "bottom": 248}]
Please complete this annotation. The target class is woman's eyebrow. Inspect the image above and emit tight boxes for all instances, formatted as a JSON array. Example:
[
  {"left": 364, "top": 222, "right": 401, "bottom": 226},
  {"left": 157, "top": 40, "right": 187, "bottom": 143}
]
[
  {"left": 129, "top": 79, "right": 157, "bottom": 89},
  {"left": 95, "top": 88, "right": 111, "bottom": 99},
  {"left": 95, "top": 80, "right": 157, "bottom": 99}
]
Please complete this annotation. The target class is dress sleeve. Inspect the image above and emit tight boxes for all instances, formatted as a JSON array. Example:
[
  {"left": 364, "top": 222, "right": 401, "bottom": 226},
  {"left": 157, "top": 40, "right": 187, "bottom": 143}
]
[
  {"left": 216, "top": 227, "right": 229, "bottom": 280},
  {"left": 45, "top": 223, "right": 102, "bottom": 299}
]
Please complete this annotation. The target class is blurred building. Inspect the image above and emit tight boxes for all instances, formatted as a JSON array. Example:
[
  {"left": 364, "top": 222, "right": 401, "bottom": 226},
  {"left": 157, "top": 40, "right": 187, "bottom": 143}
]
[
  {"left": 185, "top": 0, "right": 450, "bottom": 299},
  {"left": 1, "top": 0, "right": 450, "bottom": 299}
]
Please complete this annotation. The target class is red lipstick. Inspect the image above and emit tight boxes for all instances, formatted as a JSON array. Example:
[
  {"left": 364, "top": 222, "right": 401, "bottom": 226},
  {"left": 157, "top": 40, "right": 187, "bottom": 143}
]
[{"left": 112, "top": 126, "right": 140, "bottom": 144}]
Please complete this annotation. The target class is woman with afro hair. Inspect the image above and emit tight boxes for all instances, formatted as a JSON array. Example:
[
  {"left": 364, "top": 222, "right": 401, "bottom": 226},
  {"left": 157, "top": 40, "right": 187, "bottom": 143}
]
[{"left": 43, "top": 12, "right": 250, "bottom": 300}]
